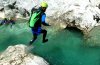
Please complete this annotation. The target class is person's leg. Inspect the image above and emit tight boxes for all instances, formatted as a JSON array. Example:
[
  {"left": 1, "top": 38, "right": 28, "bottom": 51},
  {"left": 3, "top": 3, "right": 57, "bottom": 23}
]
[
  {"left": 10, "top": 20, "right": 15, "bottom": 28},
  {"left": 29, "top": 34, "right": 37, "bottom": 45},
  {"left": 41, "top": 29, "right": 48, "bottom": 43},
  {"left": 0, "top": 18, "right": 6, "bottom": 26},
  {"left": 4, "top": 18, "right": 8, "bottom": 23}
]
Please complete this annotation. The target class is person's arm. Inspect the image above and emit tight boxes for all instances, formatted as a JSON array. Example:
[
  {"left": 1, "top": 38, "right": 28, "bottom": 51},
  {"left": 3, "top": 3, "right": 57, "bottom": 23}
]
[{"left": 41, "top": 13, "right": 50, "bottom": 26}]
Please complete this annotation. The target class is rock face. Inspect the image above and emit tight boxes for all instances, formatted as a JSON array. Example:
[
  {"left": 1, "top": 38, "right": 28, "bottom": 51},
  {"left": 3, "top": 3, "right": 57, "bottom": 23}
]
[
  {"left": 46, "top": 0, "right": 100, "bottom": 34},
  {"left": 0, "top": 44, "right": 49, "bottom": 65}
]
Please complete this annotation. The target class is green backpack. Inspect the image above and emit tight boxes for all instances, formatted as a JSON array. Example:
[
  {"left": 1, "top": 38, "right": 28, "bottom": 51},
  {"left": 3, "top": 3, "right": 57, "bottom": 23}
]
[{"left": 29, "top": 10, "right": 41, "bottom": 28}]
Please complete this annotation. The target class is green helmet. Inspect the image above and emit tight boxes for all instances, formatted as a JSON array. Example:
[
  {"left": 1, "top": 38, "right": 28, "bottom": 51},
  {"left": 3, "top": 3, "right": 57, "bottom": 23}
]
[{"left": 41, "top": 1, "right": 48, "bottom": 8}]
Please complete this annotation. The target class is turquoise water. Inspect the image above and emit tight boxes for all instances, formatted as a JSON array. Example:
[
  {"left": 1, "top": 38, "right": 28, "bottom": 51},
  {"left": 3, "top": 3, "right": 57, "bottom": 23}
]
[{"left": 0, "top": 22, "right": 100, "bottom": 65}]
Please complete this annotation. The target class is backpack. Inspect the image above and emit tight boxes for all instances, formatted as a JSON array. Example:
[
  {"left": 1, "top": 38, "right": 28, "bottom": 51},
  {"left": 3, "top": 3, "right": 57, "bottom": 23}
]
[{"left": 29, "top": 9, "right": 41, "bottom": 28}]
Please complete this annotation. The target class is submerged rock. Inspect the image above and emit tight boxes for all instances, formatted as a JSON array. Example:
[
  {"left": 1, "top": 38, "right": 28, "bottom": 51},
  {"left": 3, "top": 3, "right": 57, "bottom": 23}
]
[
  {"left": 0, "top": 44, "right": 49, "bottom": 65},
  {"left": 84, "top": 26, "right": 100, "bottom": 47}
]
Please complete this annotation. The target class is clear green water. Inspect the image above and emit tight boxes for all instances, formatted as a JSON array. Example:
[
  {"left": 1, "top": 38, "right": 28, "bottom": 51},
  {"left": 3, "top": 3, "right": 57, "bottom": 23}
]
[{"left": 0, "top": 22, "right": 100, "bottom": 65}]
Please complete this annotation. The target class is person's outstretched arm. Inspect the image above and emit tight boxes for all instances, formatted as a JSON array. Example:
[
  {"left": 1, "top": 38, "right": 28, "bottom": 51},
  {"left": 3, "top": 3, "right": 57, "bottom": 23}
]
[{"left": 41, "top": 13, "right": 50, "bottom": 26}]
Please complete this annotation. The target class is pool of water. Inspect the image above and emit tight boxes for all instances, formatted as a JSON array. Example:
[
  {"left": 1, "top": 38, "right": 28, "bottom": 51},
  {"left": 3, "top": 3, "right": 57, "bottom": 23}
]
[{"left": 0, "top": 22, "right": 100, "bottom": 65}]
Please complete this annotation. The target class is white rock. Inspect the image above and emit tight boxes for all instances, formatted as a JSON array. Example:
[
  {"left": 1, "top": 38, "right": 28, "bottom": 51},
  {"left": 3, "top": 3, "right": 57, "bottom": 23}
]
[{"left": 0, "top": 44, "right": 49, "bottom": 65}]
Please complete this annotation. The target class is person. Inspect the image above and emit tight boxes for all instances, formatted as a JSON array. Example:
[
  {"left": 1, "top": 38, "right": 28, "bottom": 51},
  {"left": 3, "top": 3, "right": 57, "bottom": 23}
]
[
  {"left": 29, "top": 1, "right": 50, "bottom": 45},
  {"left": 0, "top": 17, "right": 16, "bottom": 28},
  {"left": 0, "top": 1, "right": 17, "bottom": 28},
  {"left": 0, "top": 18, "right": 8, "bottom": 26}
]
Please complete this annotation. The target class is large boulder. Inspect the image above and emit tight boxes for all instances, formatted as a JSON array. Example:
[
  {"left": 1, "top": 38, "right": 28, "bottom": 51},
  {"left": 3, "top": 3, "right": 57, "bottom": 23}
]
[
  {"left": 46, "top": 0, "right": 100, "bottom": 34},
  {"left": 0, "top": 44, "right": 49, "bottom": 65}
]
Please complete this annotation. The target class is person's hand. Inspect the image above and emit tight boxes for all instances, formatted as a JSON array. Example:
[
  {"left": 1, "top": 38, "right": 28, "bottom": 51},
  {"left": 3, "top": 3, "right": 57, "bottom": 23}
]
[
  {"left": 48, "top": 24, "right": 51, "bottom": 26},
  {"left": 47, "top": 23, "right": 51, "bottom": 26}
]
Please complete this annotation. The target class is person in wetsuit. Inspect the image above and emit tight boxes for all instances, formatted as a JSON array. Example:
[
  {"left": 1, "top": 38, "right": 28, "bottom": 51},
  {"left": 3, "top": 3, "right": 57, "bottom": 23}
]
[{"left": 29, "top": 1, "right": 50, "bottom": 45}]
